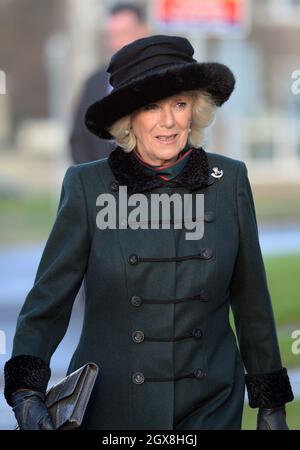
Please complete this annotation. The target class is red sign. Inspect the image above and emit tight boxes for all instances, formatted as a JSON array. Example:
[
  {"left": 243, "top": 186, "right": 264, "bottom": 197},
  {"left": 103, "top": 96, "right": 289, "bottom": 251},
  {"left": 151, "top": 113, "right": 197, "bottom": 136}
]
[{"left": 154, "top": 0, "right": 248, "bottom": 34}]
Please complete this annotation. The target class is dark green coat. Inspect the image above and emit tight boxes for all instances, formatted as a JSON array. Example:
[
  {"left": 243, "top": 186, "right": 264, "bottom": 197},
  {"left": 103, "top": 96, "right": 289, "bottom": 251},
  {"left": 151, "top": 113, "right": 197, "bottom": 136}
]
[{"left": 6, "top": 147, "right": 293, "bottom": 429}]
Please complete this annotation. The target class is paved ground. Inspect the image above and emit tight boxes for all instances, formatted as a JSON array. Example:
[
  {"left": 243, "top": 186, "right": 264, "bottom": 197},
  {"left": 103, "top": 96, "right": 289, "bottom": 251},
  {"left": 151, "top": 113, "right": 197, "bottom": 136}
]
[{"left": 0, "top": 224, "right": 300, "bottom": 429}]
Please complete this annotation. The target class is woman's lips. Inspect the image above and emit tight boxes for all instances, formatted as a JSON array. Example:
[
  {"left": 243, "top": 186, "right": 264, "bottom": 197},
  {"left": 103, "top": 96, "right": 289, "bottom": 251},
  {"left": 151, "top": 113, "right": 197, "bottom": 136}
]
[{"left": 155, "top": 134, "right": 178, "bottom": 144}]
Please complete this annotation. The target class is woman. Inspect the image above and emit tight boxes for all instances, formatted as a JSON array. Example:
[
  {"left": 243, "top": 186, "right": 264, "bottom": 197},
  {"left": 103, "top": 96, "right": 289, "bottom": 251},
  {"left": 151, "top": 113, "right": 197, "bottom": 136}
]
[{"left": 4, "top": 35, "right": 293, "bottom": 430}]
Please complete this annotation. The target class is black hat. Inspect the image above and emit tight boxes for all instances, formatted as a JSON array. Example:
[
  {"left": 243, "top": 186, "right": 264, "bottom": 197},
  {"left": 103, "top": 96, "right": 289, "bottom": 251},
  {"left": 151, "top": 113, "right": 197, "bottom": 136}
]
[{"left": 85, "top": 34, "right": 235, "bottom": 140}]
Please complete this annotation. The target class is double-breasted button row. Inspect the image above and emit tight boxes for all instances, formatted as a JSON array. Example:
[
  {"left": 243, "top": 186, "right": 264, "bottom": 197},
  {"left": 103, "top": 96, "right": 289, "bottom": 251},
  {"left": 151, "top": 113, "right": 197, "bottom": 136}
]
[
  {"left": 128, "top": 249, "right": 213, "bottom": 265},
  {"left": 132, "top": 368, "right": 206, "bottom": 384},
  {"left": 130, "top": 292, "right": 209, "bottom": 306},
  {"left": 131, "top": 328, "right": 203, "bottom": 342}
]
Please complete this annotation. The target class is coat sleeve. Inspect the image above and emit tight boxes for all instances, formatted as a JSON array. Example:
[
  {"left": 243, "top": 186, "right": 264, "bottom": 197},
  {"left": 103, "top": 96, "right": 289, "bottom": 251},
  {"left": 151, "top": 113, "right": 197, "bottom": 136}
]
[
  {"left": 229, "top": 161, "right": 294, "bottom": 408},
  {"left": 4, "top": 166, "right": 91, "bottom": 405}
]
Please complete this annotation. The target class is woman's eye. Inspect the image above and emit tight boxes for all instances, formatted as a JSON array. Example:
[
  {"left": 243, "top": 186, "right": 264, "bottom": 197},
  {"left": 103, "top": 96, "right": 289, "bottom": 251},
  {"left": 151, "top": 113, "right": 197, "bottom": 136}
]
[
  {"left": 144, "top": 103, "right": 158, "bottom": 110},
  {"left": 177, "top": 102, "right": 186, "bottom": 108}
]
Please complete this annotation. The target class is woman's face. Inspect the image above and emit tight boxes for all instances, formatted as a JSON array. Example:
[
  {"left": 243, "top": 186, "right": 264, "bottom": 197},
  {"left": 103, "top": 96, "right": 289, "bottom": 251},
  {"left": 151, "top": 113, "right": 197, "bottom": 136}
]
[{"left": 131, "top": 93, "right": 193, "bottom": 166}]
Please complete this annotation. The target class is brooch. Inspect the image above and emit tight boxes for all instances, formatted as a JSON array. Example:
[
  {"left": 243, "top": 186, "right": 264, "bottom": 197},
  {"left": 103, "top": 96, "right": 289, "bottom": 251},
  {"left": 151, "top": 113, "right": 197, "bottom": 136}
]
[{"left": 211, "top": 167, "right": 223, "bottom": 179}]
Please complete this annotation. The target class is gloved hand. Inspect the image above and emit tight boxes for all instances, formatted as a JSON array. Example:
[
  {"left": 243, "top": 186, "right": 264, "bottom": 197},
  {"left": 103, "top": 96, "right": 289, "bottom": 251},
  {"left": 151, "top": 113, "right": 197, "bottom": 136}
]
[
  {"left": 257, "top": 406, "right": 289, "bottom": 430},
  {"left": 11, "top": 389, "right": 54, "bottom": 430}
]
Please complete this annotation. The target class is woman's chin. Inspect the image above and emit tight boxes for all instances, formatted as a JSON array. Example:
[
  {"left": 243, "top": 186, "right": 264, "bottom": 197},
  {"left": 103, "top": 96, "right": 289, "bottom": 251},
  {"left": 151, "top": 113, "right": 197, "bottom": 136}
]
[
  {"left": 154, "top": 149, "right": 180, "bottom": 161},
  {"left": 153, "top": 141, "right": 182, "bottom": 155}
]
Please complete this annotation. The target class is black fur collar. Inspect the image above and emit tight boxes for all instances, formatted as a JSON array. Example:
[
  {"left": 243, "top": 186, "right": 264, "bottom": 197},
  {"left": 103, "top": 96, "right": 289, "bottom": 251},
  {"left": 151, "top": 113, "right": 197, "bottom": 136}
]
[{"left": 108, "top": 146, "right": 213, "bottom": 194}]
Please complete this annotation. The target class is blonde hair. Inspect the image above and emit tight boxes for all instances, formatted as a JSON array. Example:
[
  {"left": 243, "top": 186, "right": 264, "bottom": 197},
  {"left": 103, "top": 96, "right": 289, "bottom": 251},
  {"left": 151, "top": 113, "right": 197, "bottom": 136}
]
[{"left": 108, "top": 90, "right": 217, "bottom": 152}]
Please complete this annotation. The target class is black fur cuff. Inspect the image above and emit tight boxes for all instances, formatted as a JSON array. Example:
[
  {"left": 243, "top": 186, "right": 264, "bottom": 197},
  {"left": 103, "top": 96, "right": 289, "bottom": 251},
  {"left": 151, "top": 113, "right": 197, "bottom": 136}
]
[
  {"left": 4, "top": 355, "right": 51, "bottom": 406},
  {"left": 245, "top": 367, "right": 294, "bottom": 408}
]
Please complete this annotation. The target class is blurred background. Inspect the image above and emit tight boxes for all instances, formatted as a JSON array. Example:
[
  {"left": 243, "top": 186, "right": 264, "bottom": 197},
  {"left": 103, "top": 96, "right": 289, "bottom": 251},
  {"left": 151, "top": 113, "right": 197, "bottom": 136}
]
[{"left": 0, "top": 0, "right": 300, "bottom": 429}]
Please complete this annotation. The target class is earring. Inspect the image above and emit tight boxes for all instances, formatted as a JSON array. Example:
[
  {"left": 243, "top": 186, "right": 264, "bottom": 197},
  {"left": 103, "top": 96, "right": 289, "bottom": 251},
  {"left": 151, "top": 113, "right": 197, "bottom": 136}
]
[
  {"left": 125, "top": 129, "right": 129, "bottom": 136},
  {"left": 188, "top": 128, "right": 191, "bottom": 133}
]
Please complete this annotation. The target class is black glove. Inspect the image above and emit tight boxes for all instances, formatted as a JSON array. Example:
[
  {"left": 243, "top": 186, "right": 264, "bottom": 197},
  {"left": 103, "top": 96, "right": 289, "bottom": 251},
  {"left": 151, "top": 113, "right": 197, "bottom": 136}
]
[
  {"left": 257, "top": 406, "right": 289, "bottom": 430},
  {"left": 11, "top": 389, "right": 55, "bottom": 430}
]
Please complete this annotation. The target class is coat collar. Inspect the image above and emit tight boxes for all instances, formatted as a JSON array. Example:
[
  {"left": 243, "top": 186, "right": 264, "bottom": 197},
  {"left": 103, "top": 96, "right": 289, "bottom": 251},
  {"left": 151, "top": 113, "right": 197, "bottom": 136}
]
[{"left": 108, "top": 146, "right": 214, "bottom": 194}]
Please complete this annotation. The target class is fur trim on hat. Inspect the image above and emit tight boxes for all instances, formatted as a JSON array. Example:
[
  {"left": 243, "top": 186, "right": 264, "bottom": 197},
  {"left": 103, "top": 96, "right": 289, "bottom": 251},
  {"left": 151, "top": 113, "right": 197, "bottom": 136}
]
[
  {"left": 85, "top": 62, "right": 235, "bottom": 140},
  {"left": 4, "top": 354, "right": 51, "bottom": 406},
  {"left": 245, "top": 367, "right": 294, "bottom": 408}
]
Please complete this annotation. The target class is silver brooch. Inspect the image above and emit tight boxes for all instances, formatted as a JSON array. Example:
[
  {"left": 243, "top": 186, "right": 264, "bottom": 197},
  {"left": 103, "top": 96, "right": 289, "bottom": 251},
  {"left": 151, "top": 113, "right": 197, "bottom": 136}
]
[{"left": 211, "top": 167, "right": 223, "bottom": 179}]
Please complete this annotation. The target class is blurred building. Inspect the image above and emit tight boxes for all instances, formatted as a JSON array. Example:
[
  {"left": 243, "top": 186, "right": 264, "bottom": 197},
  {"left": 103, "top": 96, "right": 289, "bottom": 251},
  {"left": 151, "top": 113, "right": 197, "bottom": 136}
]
[
  {"left": 213, "top": 0, "right": 300, "bottom": 184},
  {"left": 0, "top": 0, "right": 66, "bottom": 137}
]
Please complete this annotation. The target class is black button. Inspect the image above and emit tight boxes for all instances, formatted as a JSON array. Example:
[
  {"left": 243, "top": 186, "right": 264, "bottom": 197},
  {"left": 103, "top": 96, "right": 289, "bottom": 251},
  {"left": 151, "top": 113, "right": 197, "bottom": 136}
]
[
  {"left": 132, "top": 331, "right": 145, "bottom": 343},
  {"left": 132, "top": 372, "right": 145, "bottom": 384},
  {"left": 192, "top": 328, "right": 203, "bottom": 339},
  {"left": 201, "top": 248, "right": 213, "bottom": 259},
  {"left": 130, "top": 295, "right": 142, "bottom": 307},
  {"left": 204, "top": 211, "right": 215, "bottom": 223},
  {"left": 110, "top": 180, "right": 119, "bottom": 192},
  {"left": 128, "top": 254, "right": 139, "bottom": 265},
  {"left": 194, "top": 368, "right": 206, "bottom": 380}
]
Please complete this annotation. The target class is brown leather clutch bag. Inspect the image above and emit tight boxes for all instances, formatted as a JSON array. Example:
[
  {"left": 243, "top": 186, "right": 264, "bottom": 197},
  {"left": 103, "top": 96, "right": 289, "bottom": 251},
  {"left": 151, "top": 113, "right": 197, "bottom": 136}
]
[{"left": 45, "top": 362, "right": 99, "bottom": 429}]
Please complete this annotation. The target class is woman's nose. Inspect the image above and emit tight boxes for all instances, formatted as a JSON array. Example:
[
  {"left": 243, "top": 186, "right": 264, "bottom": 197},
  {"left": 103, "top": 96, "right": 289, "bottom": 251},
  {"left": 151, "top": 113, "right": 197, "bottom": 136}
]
[{"left": 159, "top": 107, "right": 175, "bottom": 128}]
